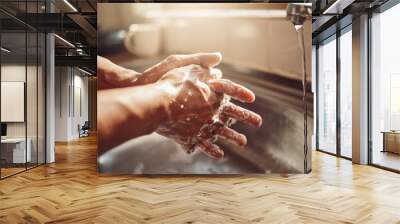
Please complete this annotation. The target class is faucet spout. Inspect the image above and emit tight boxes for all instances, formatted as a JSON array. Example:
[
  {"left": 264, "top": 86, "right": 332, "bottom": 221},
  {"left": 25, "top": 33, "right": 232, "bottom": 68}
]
[{"left": 286, "top": 3, "right": 312, "bottom": 26}]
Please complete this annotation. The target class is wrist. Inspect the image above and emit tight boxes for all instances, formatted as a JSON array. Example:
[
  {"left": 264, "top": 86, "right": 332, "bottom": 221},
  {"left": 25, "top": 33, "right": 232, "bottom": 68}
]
[
  {"left": 118, "top": 82, "right": 175, "bottom": 127},
  {"left": 153, "top": 81, "right": 176, "bottom": 123}
]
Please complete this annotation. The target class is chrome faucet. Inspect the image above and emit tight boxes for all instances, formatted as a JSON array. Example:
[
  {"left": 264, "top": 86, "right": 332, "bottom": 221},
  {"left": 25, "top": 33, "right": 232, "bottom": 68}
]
[{"left": 286, "top": 3, "right": 312, "bottom": 26}]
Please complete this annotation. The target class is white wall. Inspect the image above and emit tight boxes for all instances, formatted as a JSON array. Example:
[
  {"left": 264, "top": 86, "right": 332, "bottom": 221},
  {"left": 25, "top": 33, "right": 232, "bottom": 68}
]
[
  {"left": 1, "top": 63, "right": 46, "bottom": 164},
  {"left": 55, "top": 67, "right": 70, "bottom": 141},
  {"left": 54, "top": 67, "right": 89, "bottom": 141},
  {"left": 1, "top": 65, "right": 31, "bottom": 138},
  {"left": 1, "top": 65, "right": 26, "bottom": 131},
  {"left": 72, "top": 73, "right": 89, "bottom": 138}
]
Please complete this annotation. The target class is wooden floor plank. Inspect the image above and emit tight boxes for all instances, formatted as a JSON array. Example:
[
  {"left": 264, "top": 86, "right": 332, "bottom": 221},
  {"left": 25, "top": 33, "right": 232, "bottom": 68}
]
[{"left": 0, "top": 135, "right": 400, "bottom": 223}]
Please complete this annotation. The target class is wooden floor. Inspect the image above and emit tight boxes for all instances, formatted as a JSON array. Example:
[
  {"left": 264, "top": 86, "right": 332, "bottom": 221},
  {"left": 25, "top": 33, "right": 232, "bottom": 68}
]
[
  {"left": 1, "top": 167, "right": 26, "bottom": 178},
  {"left": 0, "top": 135, "right": 400, "bottom": 224}
]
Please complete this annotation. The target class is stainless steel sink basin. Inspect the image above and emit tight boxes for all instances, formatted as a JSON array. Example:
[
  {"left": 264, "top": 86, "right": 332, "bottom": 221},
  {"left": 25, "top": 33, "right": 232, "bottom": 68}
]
[{"left": 98, "top": 60, "right": 313, "bottom": 174}]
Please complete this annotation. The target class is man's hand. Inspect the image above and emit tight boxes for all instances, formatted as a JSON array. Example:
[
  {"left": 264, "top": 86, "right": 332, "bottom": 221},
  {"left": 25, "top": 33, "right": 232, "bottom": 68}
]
[{"left": 97, "top": 53, "right": 222, "bottom": 90}]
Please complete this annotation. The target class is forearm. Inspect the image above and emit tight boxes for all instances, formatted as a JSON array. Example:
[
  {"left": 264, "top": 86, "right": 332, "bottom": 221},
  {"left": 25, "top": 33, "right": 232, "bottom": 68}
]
[{"left": 98, "top": 83, "right": 171, "bottom": 154}]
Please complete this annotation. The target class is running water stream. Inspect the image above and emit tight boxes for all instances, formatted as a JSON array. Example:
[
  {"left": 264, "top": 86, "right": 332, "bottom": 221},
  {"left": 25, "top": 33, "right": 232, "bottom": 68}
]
[{"left": 295, "top": 25, "right": 309, "bottom": 173}]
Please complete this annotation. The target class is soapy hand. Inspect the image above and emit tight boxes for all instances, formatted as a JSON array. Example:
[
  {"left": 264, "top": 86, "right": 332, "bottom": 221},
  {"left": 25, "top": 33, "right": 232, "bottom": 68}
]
[
  {"left": 97, "top": 53, "right": 262, "bottom": 158},
  {"left": 156, "top": 64, "right": 262, "bottom": 159}
]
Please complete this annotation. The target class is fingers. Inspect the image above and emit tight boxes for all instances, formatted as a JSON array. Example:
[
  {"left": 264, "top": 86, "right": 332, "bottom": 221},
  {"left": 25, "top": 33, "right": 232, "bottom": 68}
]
[
  {"left": 105, "top": 69, "right": 141, "bottom": 88},
  {"left": 97, "top": 56, "right": 141, "bottom": 89},
  {"left": 215, "top": 127, "right": 247, "bottom": 146},
  {"left": 197, "top": 121, "right": 246, "bottom": 146},
  {"left": 196, "top": 139, "right": 224, "bottom": 160},
  {"left": 208, "top": 79, "right": 255, "bottom": 103},
  {"left": 221, "top": 103, "right": 262, "bottom": 127},
  {"left": 142, "top": 52, "right": 222, "bottom": 83},
  {"left": 192, "top": 52, "right": 222, "bottom": 68}
]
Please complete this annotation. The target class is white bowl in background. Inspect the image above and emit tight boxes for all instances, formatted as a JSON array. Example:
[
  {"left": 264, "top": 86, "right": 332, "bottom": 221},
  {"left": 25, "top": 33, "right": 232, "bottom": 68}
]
[{"left": 124, "top": 24, "right": 161, "bottom": 58}]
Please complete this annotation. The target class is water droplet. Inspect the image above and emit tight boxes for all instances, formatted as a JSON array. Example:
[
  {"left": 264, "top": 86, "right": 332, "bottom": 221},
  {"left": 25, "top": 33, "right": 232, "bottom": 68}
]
[
  {"left": 180, "top": 104, "right": 184, "bottom": 109},
  {"left": 295, "top": 25, "right": 303, "bottom": 31}
]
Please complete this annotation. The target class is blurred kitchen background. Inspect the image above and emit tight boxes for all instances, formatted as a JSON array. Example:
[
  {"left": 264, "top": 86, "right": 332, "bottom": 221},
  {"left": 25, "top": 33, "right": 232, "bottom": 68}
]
[{"left": 97, "top": 3, "right": 313, "bottom": 174}]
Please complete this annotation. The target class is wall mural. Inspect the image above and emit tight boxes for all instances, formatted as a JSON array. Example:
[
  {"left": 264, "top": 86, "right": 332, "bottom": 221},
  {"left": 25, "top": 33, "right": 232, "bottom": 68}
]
[{"left": 97, "top": 3, "right": 313, "bottom": 174}]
